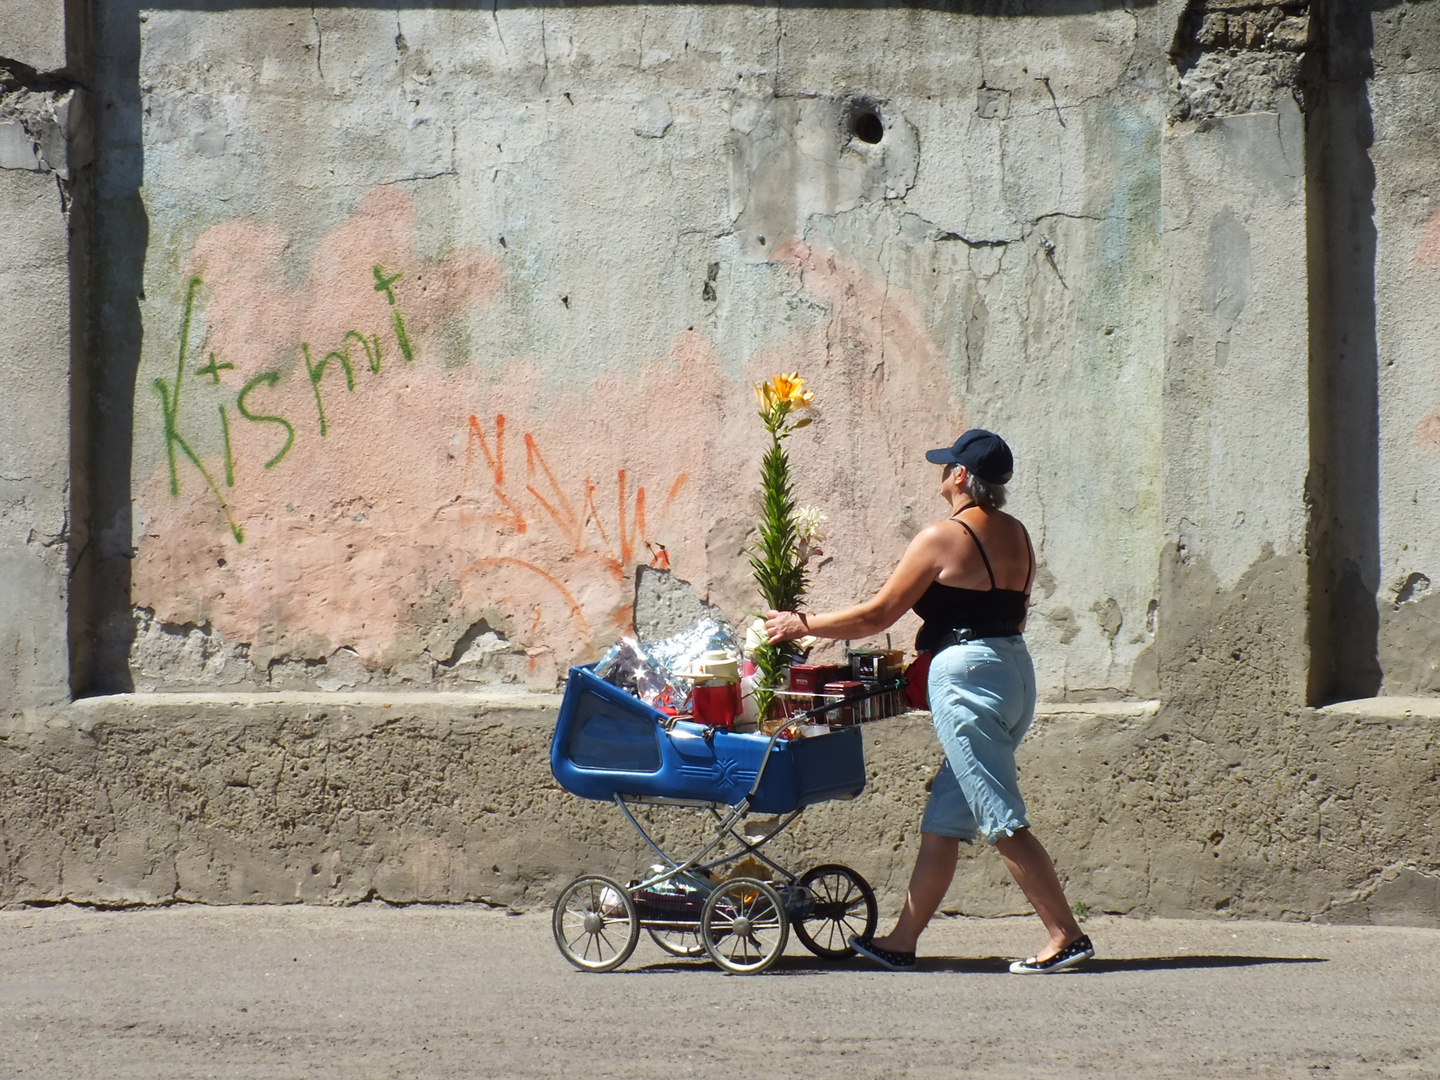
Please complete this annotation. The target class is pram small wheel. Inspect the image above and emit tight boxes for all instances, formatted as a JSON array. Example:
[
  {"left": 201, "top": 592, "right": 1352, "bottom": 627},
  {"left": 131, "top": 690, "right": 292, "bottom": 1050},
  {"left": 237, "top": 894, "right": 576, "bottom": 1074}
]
[
  {"left": 794, "top": 864, "right": 878, "bottom": 959},
  {"left": 553, "top": 875, "right": 640, "bottom": 972},
  {"left": 701, "top": 878, "right": 790, "bottom": 974},
  {"left": 648, "top": 927, "right": 707, "bottom": 958}
]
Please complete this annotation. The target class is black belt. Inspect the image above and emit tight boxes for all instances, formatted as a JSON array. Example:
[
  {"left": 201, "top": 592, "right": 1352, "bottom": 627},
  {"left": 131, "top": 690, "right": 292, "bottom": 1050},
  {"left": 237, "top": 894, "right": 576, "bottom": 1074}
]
[{"left": 933, "top": 626, "right": 1023, "bottom": 651}]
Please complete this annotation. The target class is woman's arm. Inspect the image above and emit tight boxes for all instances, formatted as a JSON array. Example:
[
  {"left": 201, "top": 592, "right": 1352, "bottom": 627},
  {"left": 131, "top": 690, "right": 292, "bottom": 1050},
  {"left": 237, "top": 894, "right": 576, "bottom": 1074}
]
[{"left": 765, "top": 524, "right": 949, "bottom": 644}]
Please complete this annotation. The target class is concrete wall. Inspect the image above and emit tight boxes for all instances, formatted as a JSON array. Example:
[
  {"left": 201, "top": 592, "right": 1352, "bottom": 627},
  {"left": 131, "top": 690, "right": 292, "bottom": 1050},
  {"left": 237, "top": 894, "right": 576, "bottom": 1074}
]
[
  {"left": 3, "top": 0, "right": 1439, "bottom": 924},
  {"left": 1371, "top": 1, "right": 1440, "bottom": 694},
  {"left": 112, "top": 3, "right": 1162, "bottom": 702},
  {"left": 0, "top": 5, "right": 79, "bottom": 711}
]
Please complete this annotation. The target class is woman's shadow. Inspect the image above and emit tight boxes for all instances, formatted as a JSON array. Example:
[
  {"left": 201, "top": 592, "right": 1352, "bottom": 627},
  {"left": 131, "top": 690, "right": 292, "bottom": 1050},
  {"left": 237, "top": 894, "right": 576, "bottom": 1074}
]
[{"left": 918, "top": 954, "right": 1328, "bottom": 974}]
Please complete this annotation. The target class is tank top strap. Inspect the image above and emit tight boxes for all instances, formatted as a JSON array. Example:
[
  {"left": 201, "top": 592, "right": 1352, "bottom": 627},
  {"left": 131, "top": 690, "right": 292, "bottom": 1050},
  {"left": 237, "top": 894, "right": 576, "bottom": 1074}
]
[{"left": 949, "top": 516, "right": 998, "bottom": 590}]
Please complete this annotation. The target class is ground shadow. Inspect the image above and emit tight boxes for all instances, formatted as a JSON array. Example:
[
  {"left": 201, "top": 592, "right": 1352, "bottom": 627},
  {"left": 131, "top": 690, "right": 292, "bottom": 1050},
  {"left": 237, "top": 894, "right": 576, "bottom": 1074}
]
[
  {"left": 922, "top": 954, "right": 1329, "bottom": 974},
  {"left": 622, "top": 953, "right": 1328, "bottom": 975}
]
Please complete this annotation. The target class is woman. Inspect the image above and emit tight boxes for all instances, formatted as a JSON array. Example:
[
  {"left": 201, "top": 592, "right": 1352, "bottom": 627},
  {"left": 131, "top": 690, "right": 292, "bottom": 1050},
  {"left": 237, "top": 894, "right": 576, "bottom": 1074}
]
[{"left": 765, "top": 429, "right": 1093, "bottom": 974}]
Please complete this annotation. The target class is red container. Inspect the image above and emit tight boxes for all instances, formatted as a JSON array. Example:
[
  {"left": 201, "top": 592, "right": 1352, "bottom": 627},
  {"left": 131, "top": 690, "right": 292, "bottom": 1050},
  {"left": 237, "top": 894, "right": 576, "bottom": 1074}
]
[
  {"left": 785, "top": 665, "right": 844, "bottom": 718},
  {"left": 692, "top": 682, "right": 742, "bottom": 728},
  {"left": 788, "top": 664, "right": 847, "bottom": 694},
  {"left": 821, "top": 680, "right": 866, "bottom": 727}
]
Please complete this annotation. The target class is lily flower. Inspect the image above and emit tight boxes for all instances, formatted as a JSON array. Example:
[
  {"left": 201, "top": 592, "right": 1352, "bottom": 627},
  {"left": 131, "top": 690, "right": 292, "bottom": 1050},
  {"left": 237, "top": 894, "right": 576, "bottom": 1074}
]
[
  {"left": 754, "top": 380, "right": 778, "bottom": 413},
  {"left": 770, "top": 372, "right": 815, "bottom": 410}
]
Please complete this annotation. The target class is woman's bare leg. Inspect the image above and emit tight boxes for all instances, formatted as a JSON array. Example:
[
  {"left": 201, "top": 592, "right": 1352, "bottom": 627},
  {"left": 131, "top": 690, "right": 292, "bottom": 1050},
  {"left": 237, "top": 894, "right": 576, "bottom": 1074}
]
[
  {"left": 870, "top": 832, "right": 960, "bottom": 953},
  {"left": 993, "top": 828, "right": 1083, "bottom": 960}
]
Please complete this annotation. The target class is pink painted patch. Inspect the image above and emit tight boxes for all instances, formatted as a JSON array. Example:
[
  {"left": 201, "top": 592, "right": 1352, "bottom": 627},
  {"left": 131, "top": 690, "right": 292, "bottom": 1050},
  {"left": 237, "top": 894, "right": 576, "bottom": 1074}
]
[
  {"left": 1414, "top": 206, "right": 1440, "bottom": 450},
  {"left": 135, "top": 198, "right": 964, "bottom": 678}
]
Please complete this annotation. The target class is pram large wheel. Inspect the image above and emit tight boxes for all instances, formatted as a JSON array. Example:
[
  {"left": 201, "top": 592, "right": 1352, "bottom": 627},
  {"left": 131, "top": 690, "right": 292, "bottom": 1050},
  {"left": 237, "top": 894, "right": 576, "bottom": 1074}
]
[
  {"left": 793, "top": 864, "right": 878, "bottom": 959},
  {"left": 553, "top": 875, "right": 640, "bottom": 972},
  {"left": 648, "top": 927, "right": 707, "bottom": 957},
  {"left": 701, "top": 877, "right": 790, "bottom": 974}
]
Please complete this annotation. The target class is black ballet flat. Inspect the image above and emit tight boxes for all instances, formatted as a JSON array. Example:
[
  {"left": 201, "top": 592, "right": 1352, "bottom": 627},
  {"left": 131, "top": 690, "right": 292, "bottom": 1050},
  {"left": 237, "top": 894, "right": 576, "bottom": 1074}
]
[
  {"left": 849, "top": 935, "right": 917, "bottom": 971},
  {"left": 1008, "top": 934, "right": 1094, "bottom": 975}
]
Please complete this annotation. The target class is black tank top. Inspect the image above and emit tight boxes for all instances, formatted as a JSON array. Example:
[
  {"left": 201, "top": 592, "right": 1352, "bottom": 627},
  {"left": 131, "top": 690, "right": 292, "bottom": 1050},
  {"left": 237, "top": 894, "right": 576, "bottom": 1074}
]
[{"left": 912, "top": 517, "right": 1034, "bottom": 651}]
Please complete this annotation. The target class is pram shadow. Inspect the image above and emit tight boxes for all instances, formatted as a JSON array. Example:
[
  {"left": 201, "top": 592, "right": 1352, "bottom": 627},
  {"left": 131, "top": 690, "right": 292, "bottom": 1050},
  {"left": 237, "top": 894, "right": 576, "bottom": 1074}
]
[{"left": 627, "top": 954, "right": 1329, "bottom": 976}]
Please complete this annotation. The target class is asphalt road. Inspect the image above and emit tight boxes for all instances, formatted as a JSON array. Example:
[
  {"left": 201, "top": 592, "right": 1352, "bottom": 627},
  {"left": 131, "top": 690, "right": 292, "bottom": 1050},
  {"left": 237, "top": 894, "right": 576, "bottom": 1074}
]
[{"left": 2, "top": 904, "right": 1437, "bottom": 1079}]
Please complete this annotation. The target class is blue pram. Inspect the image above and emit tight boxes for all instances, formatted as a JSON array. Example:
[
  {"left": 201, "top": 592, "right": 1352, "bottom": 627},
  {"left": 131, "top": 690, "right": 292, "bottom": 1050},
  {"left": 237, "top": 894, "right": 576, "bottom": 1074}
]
[{"left": 549, "top": 664, "right": 899, "bottom": 974}]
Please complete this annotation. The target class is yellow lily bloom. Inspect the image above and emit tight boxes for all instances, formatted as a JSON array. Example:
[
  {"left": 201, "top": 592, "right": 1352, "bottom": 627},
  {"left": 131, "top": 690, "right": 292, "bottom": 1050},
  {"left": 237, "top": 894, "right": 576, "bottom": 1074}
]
[
  {"left": 754, "top": 380, "right": 777, "bottom": 413},
  {"left": 756, "top": 372, "right": 815, "bottom": 416}
]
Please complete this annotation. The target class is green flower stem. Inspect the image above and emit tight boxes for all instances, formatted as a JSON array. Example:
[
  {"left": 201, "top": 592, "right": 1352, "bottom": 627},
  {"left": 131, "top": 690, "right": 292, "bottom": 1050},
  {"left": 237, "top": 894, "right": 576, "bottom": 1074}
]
[{"left": 749, "top": 400, "right": 812, "bottom": 722}]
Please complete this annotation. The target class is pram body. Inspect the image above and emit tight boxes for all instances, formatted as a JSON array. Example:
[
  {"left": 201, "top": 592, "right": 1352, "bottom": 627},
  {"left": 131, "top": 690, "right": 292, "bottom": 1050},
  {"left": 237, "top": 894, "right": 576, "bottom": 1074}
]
[{"left": 551, "top": 665, "right": 867, "bottom": 812}]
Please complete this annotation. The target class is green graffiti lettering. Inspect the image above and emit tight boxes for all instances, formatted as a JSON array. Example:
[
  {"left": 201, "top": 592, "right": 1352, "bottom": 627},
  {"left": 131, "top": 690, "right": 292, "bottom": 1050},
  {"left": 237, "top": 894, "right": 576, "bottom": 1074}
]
[
  {"left": 155, "top": 276, "right": 243, "bottom": 543},
  {"left": 195, "top": 351, "right": 233, "bottom": 384},
  {"left": 151, "top": 379, "right": 242, "bottom": 542},
  {"left": 218, "top": 404, "right": 235, "bottom": 488},
  {"left": 373, "top": 265, "right": 414, "bottom": 362},
  {"left": 302, "top": 344, "right": 329, "bottom": 436},
  {"left": 237, "top": 370, "right": 295, "bottom": 469},
  {"left": 159, "top": 276, "right": 201, "bottom": 495},
  {"left": 303, "top": 341, "right": 357, "bottom": 437},
  {"left": 372, "top": 265, "right": 403, "bottom": 301},
  {"left": 392, "top": 308, "right": 413, "bottom": 363},
  {"left": 327, "top": 348, "right": 356, "bottom": 391},
  {"left": 344, "top": 329, "right": 383, "bottom": 374}
]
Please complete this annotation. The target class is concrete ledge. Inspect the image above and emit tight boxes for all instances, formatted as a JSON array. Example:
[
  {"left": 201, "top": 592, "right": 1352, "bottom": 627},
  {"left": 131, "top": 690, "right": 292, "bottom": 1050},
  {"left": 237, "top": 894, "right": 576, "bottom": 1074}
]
[
  {"left": 1318, "top": 696, "right": 1440, "bottom": 722},
  {"left": 2, "top": 692, "right": 1437, "bottom": 925},
  {"left": 70, "top": 691, "right": 567, "bottom": 711}
]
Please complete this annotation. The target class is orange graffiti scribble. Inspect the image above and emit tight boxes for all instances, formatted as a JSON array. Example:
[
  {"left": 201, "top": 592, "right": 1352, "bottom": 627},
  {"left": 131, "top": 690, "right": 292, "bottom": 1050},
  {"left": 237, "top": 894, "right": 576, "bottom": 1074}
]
[
  {"left": 665, "top": 474, "right": 689, "bottom": 509},
  {"left": 457, "top": 423, "right": 676, "bottom": 581},
  {"left": 618, "top": 471, "right": 646, "bottom": 567},
  {"left": 460, "top": 415, "right": 526, "bottom": 531},
  {"left": 458, "top": 556, "right": 590, "bottom": 643},
  {"left": 525, "top": 433, "right": 582, "bottom": 547},
  {"left": 612, "top": 603, "right": 636, "bottom": 635}
]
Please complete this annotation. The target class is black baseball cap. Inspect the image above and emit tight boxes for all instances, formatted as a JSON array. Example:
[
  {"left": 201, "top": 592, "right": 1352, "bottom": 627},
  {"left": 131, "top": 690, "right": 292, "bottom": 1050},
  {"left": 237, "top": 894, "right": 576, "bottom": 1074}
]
[{"left": 925, "top": 429, "right": 1014, "bottom": 484}]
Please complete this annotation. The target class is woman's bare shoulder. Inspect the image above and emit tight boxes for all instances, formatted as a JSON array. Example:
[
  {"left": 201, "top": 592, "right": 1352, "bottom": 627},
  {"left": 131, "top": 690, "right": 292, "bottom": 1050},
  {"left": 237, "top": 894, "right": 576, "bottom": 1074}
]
[{"left": 910, "top": 518, "right": 961, "bottom": 548}]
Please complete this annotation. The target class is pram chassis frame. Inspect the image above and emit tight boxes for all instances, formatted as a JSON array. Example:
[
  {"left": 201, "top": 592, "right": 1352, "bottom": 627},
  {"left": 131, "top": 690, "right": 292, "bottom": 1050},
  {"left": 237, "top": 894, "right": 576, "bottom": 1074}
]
[
  {"left": 552, "top": 677, "right": 901, "bottom": 972},
  {"left": 617, "top": 679, "right": 900, "bottom": 897},
  {"left": 617, "top": 796, "right": 805, "bottom": 896}
]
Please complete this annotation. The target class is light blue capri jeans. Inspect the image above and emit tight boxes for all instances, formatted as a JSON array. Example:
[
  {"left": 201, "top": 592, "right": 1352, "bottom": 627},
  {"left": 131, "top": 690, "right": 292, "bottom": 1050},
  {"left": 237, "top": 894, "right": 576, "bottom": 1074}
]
[{"left": 920, "top": 635, "right": 1038, "bottom": 844}]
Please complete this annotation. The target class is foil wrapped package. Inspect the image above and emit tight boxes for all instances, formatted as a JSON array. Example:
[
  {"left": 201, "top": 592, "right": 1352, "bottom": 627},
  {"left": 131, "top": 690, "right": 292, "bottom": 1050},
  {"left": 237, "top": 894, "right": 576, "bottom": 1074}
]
[{"left": 592, "top": 618, "right": 740, "bottom": 714}]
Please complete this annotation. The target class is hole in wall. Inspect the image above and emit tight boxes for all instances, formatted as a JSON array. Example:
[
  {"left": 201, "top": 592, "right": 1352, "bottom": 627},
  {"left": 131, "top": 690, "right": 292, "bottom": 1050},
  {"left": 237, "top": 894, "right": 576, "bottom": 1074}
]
[{"left": 848, "top": 100, "right": 884, "bottom": 145}]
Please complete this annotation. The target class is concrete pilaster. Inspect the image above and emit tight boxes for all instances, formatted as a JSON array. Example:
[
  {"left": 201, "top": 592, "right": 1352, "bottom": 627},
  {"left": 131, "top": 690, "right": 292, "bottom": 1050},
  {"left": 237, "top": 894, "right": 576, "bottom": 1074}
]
[
  {"left": 1158, "top": 96, "right": 1312, "bottom": 713},
  {"left": 1, "top": 0, "right": 79, "bottom": 709}
]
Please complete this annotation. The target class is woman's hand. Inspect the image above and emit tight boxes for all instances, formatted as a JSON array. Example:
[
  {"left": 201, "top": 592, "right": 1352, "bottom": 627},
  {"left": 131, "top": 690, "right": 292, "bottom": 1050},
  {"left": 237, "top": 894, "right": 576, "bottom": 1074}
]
[{"left": 764, "top": 609, "right": 809, "bottom": 644}]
